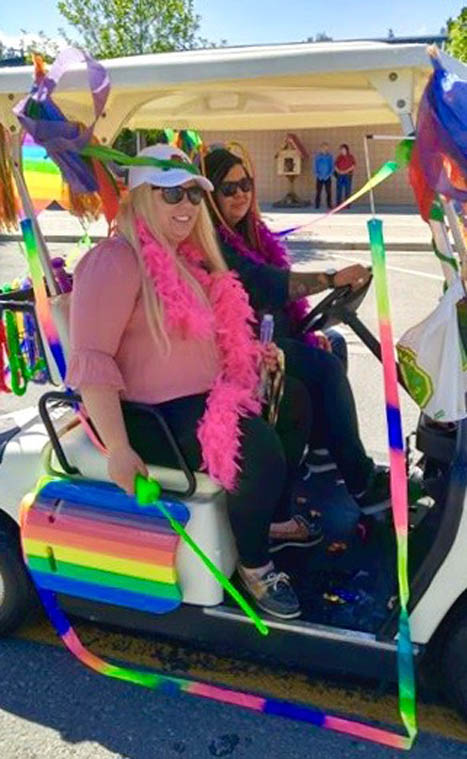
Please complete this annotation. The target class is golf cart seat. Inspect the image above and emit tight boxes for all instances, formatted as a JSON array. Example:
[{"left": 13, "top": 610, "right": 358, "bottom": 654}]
[
  {"left": 50, "top": 418, "right": 223, "bottom": 499},
  {"left": 42, "top": 293, "right": 236, "bottom": 606}
]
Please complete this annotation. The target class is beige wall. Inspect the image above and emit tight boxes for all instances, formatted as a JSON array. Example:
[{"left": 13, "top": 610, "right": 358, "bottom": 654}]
[{"left": 203, "top": 123, "right": 414, "bottom": 207}]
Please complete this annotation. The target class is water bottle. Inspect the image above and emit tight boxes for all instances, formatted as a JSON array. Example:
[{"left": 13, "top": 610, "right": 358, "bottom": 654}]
[
  {"left": 259, "top": 314, "right": 274, "bottom": 401},
  {"left": 260, "top": 313, "right": 274, "bottom": 344}
]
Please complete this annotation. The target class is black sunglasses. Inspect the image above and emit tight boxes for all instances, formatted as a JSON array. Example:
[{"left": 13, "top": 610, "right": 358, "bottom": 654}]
[
  {"left": 153, "top": 185, "right": 204, "bottom": 205},
  {"left": 218, "top": 176, "right": 254, "bottom": 197}
]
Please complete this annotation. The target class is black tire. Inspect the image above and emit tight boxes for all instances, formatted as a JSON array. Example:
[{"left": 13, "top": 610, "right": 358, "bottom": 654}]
[
  {"left": 440, "top": 614, "right": 467, "bottom": 719},
  {"left": 0, "top": 530, "right": 34, "bottom": 636}
]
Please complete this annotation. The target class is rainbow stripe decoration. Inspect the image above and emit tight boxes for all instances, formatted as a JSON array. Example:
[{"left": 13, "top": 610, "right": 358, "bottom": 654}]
[
  {"left": 22, "top": 135, "right": 64, "bottom": 215},
  {"left": 20, "top": 217, "right": 67, "bottom": 380},
  {"left": 21, "top": 479, "right": 188, "bottom": 614},
  {"left": 367, "top": 218, "right": 417, "bottom": 749}
]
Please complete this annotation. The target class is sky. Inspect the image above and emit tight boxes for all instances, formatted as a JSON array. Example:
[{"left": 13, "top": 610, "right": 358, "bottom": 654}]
[{"left": 0, "top": 0, "right": 463, "bottom": 50}]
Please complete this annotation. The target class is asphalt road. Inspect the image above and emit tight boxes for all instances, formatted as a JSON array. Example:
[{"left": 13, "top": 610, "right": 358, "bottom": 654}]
[{"left": 0, "top": 235, "right": 464, "bottom": 758}]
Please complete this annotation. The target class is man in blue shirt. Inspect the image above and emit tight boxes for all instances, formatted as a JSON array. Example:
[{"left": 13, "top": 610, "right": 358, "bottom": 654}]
[{"left": 314, "top": 142, "right": 334, "bottom": 209}]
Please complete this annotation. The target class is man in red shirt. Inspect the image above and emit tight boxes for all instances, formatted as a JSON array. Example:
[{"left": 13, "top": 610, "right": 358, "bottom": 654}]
[{"left": 335, "top": 144, "right": 356, "bottom": 206}]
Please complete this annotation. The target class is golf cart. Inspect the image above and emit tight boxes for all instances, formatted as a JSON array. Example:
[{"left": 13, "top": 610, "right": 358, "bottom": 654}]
[{"left": 1, "top": 41, "right": 467, "bottom": 721}]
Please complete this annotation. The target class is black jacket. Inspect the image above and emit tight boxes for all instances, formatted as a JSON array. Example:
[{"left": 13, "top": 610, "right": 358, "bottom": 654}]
[{"left": 219, "top": 238, "right": 294, "bottom": 339}]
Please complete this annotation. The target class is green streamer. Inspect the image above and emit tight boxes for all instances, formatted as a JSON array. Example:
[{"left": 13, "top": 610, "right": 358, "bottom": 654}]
[
  {"left": 81, "top": 144, "right": 200, "bottom": 175},
  {"left": 4, "top": 310, "right": 46, "bottom": 396},
  {"left": 135, "top": 475, "right": 269, "bottom": 637}
]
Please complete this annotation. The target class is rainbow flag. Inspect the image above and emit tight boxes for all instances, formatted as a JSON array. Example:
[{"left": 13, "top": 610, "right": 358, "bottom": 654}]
[{"left": 22, "top": 134, "right": 65, "bottom": 215}]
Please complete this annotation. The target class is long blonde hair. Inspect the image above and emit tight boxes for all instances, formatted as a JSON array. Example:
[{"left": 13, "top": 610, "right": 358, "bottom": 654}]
[{"left": 116, "top": 183, "right": 227, "bottom": 354}]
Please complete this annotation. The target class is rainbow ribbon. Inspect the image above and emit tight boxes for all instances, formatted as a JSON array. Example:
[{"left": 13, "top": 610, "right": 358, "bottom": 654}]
[
  {"left": 35, "top": 586, "right": 414, "bottom": 750},
  {"left": 367, "top": 218, "right": 417, "bottom": 749},
  {"left": 278, "top": 141, "right": 413, "bottom": 238},
  {"left": 20, "top": 217, "right": 67, "bottom": 380}
]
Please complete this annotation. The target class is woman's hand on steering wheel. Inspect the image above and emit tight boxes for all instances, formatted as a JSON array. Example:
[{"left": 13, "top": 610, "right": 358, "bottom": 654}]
[
  {"left": 108, "top": 444, "right": 149, "bottom": 495},
  {"left": 333, "top": 264, "right": 371, "bottom": 291}
]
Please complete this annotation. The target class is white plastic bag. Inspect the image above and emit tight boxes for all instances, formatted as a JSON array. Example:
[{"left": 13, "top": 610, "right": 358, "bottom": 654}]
[{"left": 396, "top": 277, "right": 467, "bottom": 422}]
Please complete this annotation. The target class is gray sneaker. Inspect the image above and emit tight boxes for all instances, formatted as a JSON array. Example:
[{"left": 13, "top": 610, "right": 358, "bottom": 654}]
[{"left": 238, "top": 567, "right": 301, "bottom": 620}]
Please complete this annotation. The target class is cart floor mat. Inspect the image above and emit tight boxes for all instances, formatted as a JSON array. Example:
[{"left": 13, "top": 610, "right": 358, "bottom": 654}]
[{"left": 271, "top": 462, "right": 397, "bottom": 634}]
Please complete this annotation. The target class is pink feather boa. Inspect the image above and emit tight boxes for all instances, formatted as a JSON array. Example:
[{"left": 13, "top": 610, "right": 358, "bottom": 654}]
[
  {"left": 138, "top": 221, "right": 262, "bottom": 491},
  {"left": 218, "top": 220, "right": 321, "bottom": 347}
]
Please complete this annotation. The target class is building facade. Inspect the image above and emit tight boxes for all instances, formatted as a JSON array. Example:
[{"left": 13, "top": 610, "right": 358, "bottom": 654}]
[{"left": 204, "top": 122, "right": 413, "bottom": 208}]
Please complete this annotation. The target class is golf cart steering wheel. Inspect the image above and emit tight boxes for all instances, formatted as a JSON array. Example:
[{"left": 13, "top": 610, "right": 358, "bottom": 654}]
[{"left": 297, "top": 272, "right": 373, "bottom": 335}]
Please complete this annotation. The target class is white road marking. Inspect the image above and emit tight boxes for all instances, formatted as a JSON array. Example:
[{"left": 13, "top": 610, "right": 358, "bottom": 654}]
[
  {"left": 317, "top": 252, "right": 444, "bottom": 281},
  {"left": 0, "top": 406, "right": 37, "bottom": 425}
]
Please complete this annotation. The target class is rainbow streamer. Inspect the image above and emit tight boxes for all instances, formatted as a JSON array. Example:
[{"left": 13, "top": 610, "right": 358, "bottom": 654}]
[
  {"left": 20, "top": 217, "right": 66, "bottom": 380},
  {"left": 368, "top": 218, "right": 417, "bottom": 748},
  {"left": 31, "top": 586, "right": 413, "bottom": 750},
  {"left": 278, "top": 157, "right": 405, "bottom": 238}
]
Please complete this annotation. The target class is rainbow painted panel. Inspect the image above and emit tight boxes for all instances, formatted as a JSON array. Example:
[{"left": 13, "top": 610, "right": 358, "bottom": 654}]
[{"left": 21, "top": 479, "right": 189, "bottom": 615}]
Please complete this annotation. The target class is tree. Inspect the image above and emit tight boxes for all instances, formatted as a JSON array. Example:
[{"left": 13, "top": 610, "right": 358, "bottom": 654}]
[
  {"left": 18, "top": 30, "right": 62, "bottom": 63},
  {"left": 446, "top": 7, "right": 467, "bottom": 62},
  {"left": 306, "top": 32, "right": 333, "bottom": 43},
  {"left": 57, "top": 0, "right": 208, "bottom": 58},
  {"left": 0, "top": 40, "right": 21, "bottom": 61},
  {"left": 315, "top": 32, "right": 333, "bottom": 42}
]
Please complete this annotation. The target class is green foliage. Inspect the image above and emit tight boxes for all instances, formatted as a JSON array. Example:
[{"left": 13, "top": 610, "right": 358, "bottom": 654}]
[
  {"left": 0, "top": 31, "right": 61, "bottom": 64},
  {"left": 446, "top": 7, "right": 467, "bottom": 62},
  {"left": 57, "top": 0, "right": 205, "bottom": 58},
  {"left": 19, "top": 30, "right": 62, "bottom": 64}
]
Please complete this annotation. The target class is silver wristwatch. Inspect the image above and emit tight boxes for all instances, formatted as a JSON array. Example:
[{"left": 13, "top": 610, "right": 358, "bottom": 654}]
[{"left": 325, "top": 268, "right": 338, "bottom": 289}]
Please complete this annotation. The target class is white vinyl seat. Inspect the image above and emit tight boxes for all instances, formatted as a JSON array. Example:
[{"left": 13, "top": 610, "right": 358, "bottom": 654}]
[{"left": 51, "top": 420, "right": 223, "bottom": 499}]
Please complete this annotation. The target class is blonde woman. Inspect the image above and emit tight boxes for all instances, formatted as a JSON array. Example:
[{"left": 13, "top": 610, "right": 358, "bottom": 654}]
[{"left": 66, "top": 144, "right": 321, "bottom": 621}]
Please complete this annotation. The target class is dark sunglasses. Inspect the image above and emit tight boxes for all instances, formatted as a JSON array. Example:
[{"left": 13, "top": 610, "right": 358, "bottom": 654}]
[
  {"left": 153, "top": 185, "right": 204, "bottom": 205},
  {"left": 218, "top": 176, "right": 254, "bottom": 197}
]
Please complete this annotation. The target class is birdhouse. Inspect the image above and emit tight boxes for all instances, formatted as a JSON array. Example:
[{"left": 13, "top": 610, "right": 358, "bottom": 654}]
[{"left": 275, "top": 134, "right": 308, "bottom": 177}]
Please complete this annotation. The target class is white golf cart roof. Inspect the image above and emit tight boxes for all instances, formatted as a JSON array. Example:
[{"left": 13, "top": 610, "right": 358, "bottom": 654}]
[{"left": 0, "top": 41, "right": 463, "bottom": 140}]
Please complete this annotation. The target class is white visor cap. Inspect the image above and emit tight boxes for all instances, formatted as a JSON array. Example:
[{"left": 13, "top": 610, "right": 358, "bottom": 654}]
[{"left": 128, "top": 143, "right": 213, "bottom": 193}]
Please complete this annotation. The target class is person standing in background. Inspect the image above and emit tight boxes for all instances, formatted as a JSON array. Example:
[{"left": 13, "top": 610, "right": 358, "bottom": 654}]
[
  {"left": 314, "top": 142, "right": 334, "bottom": 209},
  {"left": 335, "top": 144, "right": 356, "bottom": 206}
]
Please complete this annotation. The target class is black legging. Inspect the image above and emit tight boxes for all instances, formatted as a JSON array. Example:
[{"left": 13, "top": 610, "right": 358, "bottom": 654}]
[
  {"left": 277, "top": 338, "right": 374, "bottom": 494},
  {"left": 122, "top": 376, "right": 311, "bottom": 568}
]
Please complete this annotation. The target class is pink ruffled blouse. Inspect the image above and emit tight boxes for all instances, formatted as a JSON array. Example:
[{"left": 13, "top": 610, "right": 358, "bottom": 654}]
[{"left": 66, "top": 237, "right": 221, "bottom": 403}]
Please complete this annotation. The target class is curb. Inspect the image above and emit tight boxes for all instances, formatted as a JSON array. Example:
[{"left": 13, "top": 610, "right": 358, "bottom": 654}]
[
  {"left": 0, "top": 234, "right": 432, "bottom": 252},
  {"left": 288, "top": 239, "right": 431, "bottom": 252}
]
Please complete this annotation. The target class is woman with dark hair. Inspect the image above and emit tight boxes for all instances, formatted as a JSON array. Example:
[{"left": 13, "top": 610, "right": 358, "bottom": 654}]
[
  {"left": 202, "top": 146, "right": 391, "bottom": 514},
  {"left": 335, "top": 144, "right": 356, "bottom": 206}
]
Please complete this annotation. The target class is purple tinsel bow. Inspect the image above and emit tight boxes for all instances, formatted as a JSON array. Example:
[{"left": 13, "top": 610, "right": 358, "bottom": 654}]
[
  {"left": 14, "top": 48, "right": 110, "bottom": 194},
  {"left": 416, "top": 55, "right": 467, "bottom": 203}
]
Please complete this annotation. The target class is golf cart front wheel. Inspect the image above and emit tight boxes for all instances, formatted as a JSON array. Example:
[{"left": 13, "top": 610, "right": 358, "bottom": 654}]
[
  {"left": 0, "top": 531, "right": 34, "bottom": 636},
  {"left": 441, "top": 614, "right": 467, "bottom": 719}
]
